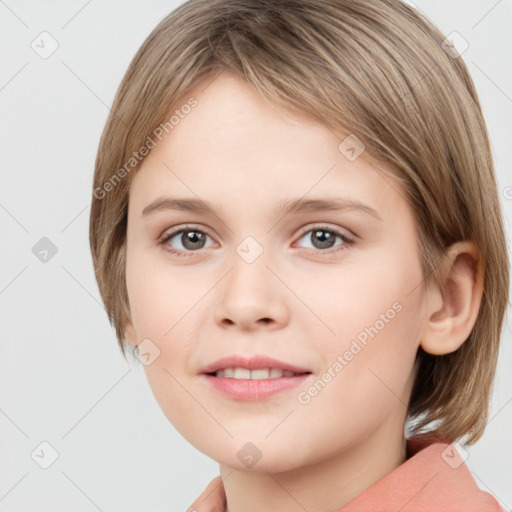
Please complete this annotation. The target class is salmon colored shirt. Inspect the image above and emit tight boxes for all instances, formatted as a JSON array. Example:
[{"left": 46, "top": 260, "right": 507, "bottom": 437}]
[{"left": 196, "top": 436, "right": 503, "bottom": 511}]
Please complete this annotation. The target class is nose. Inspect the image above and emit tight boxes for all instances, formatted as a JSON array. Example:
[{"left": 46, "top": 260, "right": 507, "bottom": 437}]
[{"left": 213, "top": 247, "right": 290, "bottom": 331}]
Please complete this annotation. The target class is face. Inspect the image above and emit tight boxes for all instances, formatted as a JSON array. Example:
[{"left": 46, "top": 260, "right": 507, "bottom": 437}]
[{"left": 124, "top": 72, "right": 427, "bottom": 472}]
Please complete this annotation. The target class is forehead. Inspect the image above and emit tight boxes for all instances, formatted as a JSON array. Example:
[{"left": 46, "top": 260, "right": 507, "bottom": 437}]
[{"left": 128, "top": 72, "right": 410, "bottom": 224}]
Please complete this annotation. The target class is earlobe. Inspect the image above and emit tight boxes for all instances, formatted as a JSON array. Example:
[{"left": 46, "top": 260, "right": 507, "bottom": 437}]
[{"left": 419, "top": 241, "right": 484, "bottom": 356}]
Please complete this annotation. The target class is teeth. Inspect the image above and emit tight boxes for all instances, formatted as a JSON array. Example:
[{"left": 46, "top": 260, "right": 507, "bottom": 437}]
[
  {"left": 250, "top": 368, "right": 270, "bottom": 379},
  {"left": 234, "top": 368, "right": 251, "bottom": 379},
  {"left": 214, "top": 367, "right": 301, "bottom": 379}
]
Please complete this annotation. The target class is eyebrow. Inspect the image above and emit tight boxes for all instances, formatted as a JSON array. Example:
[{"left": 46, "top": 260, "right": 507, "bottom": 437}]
[{"left": 142, "top": 196, "right": 382, "bottom": 221}]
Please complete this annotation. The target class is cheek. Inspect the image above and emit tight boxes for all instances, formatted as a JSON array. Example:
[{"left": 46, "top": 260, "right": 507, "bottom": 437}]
[
  {"left": 287, "top": 291, "right": 420, "bottom": 468},
  {"left": 125, "top": 249, "right": 200, "bottom": 344},
  {"left": 310, "top": 301, "right": 419, "bottom": 411},
  {"left": 125, "top": 253, "right": 208, "bottom": 410},
  {"left": 298, "top": 244, "right": 420, "bottom": 354},
  {"left": 142, "top": 359, "right": 192, "bottom": 432},
  {"left": 297, "top": 248, "right": 423, "bottom": 416}
]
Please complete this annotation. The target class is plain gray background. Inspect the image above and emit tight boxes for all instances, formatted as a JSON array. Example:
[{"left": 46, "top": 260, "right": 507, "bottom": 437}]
[{"left": 0, "top": 1, "right": 511, "bottom": 510}]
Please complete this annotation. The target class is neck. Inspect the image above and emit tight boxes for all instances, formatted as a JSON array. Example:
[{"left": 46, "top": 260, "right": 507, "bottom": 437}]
[{"left": 220, "top": 417, "right": 407, "bottom": 512}]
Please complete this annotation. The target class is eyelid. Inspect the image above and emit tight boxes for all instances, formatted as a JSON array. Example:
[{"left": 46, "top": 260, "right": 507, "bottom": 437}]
[
  {"left": 295, "top": 222, "right": 355, "bottom": 240},
  {"left": 159, "top": 223, "right": 213, "bottom": 240}
]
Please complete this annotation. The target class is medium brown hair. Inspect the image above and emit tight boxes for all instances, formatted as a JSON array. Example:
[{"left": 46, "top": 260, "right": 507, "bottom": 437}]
[{"left": 89, "top": 0, "right": 509, "bottom": 444}]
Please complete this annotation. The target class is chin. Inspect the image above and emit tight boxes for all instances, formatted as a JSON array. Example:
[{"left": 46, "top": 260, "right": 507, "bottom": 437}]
[{"left": 208, "top": 439, "right": 309, "bottom": 474}]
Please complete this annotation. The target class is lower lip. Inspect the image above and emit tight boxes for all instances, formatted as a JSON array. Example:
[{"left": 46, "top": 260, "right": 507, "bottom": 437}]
[{"left": 201, "top": 373, "right": 312, "bottom": 400}]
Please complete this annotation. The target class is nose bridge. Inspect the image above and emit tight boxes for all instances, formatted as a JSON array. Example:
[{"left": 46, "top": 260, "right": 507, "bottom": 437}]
[
  {"left": 214, "top": 233, "right": 289, "bottom": 329},
  {"left": 227, "top": 233, "right": 272, "bottom": 301}
]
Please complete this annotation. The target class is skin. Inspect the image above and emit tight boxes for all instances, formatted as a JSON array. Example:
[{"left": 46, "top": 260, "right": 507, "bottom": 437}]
[{"left": 123, "top": 72, "right": 484, "bottom": 512}]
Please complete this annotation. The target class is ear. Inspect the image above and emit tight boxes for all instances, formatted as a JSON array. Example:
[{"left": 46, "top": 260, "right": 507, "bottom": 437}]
[{"left": 420, "top": 241, "right": 484, "bottom": 355}]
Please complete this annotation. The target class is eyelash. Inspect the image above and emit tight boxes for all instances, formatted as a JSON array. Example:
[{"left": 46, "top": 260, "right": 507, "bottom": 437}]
[{"left": 158, "top": 224, "right": 356, "bottom": 258}]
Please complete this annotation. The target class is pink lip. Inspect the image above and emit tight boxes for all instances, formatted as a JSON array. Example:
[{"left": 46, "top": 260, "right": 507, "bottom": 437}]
[
  {"left": 199, "top": 354, "right": 311, "bottom": 374},
  {"left": 199, "top": 354, "right": 312, "bottom": 401},
  {"left": 201, "top": 373, "right": 312, "bottom": 401}
]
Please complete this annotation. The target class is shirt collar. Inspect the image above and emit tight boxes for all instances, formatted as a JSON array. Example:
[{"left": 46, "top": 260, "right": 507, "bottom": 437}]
[{"left": 340, "top": 435, "right": 502, "bottom": 511}]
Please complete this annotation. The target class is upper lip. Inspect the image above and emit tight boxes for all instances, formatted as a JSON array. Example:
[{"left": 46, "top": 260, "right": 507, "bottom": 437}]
[{"left": 200, "top": 354, "right": 312, "bottom": 374}]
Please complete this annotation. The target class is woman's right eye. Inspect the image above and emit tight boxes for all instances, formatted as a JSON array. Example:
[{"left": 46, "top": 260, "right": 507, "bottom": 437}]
[{"left": 159, "top": 227, "right": 214, "bottom": 257}]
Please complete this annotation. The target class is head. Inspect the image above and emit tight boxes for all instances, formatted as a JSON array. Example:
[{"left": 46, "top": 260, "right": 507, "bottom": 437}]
[{"left": 89, "top": 0, "right": 509, "bottom": 470}]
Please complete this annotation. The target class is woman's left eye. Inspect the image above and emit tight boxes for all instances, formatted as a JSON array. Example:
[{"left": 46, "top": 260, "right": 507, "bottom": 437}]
[
  {"left": 295, "top": 226, "right": 355, "bottom": 253},
  {"left": 159, "top": 225, "right": 355, "bottom": 257}
]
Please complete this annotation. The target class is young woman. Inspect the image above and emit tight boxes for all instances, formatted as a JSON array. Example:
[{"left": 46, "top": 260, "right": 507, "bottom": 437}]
[{"left": 89, "top": 1, "right": 509, "bottom": 510}]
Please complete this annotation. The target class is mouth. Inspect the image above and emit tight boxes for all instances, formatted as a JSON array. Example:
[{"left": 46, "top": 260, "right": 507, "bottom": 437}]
[
  {"left": 205, "top": 368, "right": 311, "bottom": 379},
  {"left": 199, "top": 354, "right": 313, "bottom": 400}
]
